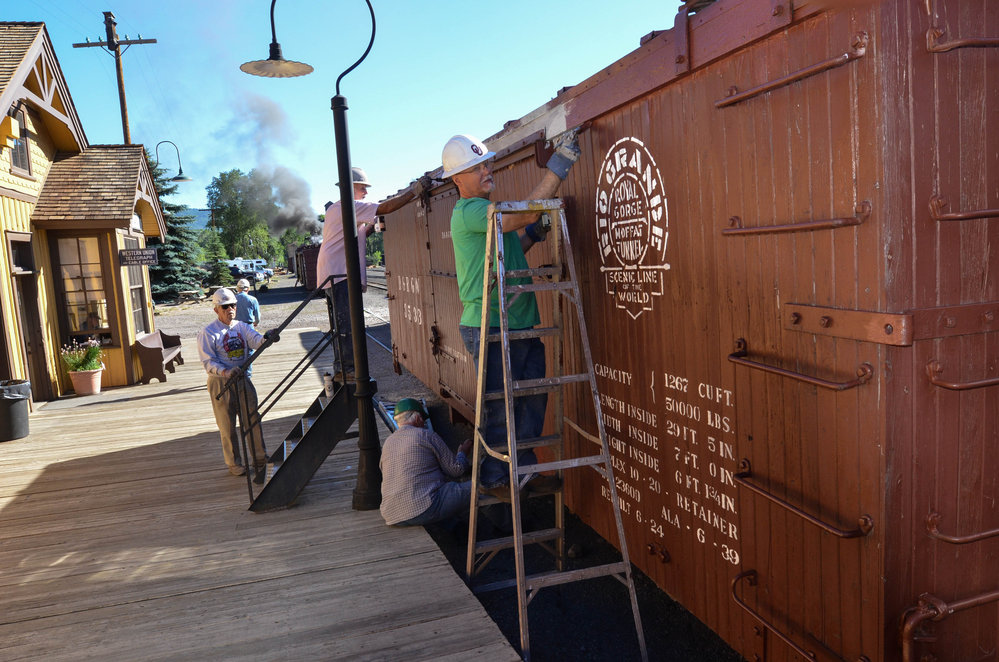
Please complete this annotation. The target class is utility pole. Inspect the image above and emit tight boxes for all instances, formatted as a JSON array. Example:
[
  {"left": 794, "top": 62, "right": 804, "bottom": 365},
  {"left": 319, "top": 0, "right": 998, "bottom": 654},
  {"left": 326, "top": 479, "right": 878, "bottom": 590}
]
[{"left": 73, "top": 12, "right": 156, "bottom": 144}]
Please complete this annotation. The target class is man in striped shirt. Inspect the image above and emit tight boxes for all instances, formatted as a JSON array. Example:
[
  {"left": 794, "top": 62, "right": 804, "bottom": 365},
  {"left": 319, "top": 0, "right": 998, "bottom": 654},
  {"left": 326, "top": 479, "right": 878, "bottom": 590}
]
[{"left": 379, "top": 398, "right": 472, "bottom": 527}]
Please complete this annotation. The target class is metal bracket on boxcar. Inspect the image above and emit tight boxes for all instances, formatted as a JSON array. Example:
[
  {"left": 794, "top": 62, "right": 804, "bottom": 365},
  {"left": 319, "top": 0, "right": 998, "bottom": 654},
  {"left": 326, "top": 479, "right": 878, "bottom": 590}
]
[{"left": 901, "top": 590, "right": 999, "bottom": 662}]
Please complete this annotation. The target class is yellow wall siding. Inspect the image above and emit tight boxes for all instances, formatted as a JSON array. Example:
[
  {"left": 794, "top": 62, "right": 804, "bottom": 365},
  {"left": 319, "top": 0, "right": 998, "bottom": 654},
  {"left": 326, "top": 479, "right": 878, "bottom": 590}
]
[
  {"left": 0, "top": 195, "right": 35, "bottom": 382},
  {"left": 0, "top": 108, "right": 57, "bottom": 198}
]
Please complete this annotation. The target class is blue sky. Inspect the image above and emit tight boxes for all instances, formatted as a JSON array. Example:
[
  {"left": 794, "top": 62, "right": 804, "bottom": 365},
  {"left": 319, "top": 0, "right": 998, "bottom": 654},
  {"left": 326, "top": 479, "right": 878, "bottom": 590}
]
[{"left": 10, "top": 1, "right": 682, "bottom": 220}]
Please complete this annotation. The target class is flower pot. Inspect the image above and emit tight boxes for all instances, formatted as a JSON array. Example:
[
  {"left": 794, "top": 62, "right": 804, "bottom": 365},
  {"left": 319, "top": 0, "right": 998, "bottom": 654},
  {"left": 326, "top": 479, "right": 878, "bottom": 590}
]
[{"left": 68, "top": 364, "right": 104, "bottom": 396}]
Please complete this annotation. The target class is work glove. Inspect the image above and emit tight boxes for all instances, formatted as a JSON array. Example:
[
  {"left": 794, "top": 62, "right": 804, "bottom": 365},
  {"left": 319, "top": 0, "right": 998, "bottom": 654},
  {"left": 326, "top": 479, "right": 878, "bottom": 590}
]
[
  {"left": 413, "top": 174, "right": 435, "bottom": 198},
  {"left": 524, "top": 213, "right": 552, "bottom": 243},
  {"left": 545, "top": 130, "right": 581, "bottom": 180},
  {"left": 264, "top": 329, "right": 280, "bottom": 344}
]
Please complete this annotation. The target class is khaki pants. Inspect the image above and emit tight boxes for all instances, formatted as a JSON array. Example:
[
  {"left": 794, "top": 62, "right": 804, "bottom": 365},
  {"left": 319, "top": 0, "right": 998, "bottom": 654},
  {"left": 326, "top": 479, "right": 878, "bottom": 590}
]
[{"left": 206, "top": 373, "right": 266, "bottom": 468}]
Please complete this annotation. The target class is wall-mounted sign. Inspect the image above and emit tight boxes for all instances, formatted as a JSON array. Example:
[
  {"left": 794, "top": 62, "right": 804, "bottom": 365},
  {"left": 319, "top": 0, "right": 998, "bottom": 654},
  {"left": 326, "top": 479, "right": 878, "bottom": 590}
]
[{"left": 119, "top": 248, "right": 158, "bottom": 266}]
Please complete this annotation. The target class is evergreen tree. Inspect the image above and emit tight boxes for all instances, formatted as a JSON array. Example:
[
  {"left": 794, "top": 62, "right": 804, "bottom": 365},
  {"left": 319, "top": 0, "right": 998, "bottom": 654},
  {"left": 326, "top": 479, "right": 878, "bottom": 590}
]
[
  {"left": 146, "top": 150, "right": 204, "bottom": 302},
  {"left": 201, "top": 230, "right": 233, "bottom": 286}
]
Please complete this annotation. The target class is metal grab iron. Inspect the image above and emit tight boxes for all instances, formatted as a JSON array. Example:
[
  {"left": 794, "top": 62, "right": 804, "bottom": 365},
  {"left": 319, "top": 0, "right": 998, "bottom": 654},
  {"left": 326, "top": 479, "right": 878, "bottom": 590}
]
[
  {"left": 901, "top": 589, "right": 999, "bottom": 662},
  {"left": 735, "top": 459, "right": 874, "bottom": 538},
  {"left": 728, "top": 338, "right": 874, "bottom": 391},
  {"left": 715, "top": 31, "right": 868, "bottom": 108},
  {"left": 926, "top": 511, "right": 999, "bottom": 545},
  {"left": 925, "top": 359, "right": 999, "bottom": 390},
  {"left": 731, "top": 571, "right": 818, "bottom": 661},
  {"left": 723, "top": 201, "right": 871, "bottom": 236},
  {"left": 926, "top": 26, "right": 999, "bottom": 52},
  {"left": 929, "top": 195, "right": 999, "bottom": 222}
]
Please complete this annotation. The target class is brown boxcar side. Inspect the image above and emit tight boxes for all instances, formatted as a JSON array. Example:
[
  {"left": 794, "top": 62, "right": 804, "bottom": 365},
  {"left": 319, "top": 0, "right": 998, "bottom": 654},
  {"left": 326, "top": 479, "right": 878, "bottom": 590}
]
[{"left": 382, "top": 1, "right": 999, "bottom": 660}]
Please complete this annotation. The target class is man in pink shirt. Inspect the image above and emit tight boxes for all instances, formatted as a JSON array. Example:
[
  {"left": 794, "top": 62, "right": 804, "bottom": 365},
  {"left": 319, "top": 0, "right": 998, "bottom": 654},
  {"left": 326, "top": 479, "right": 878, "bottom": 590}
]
[{"left": 316, "top": 167, "right": 426, "bottom": 377}]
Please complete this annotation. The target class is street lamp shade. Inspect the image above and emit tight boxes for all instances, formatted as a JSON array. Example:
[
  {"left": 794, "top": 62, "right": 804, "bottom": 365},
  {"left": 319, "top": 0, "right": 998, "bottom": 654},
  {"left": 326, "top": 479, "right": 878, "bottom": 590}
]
[
  {"left": 239, "top": 1, "right": 313, "bottom": 78},
  {"left": 241, "top": 41, "right": 313, "bottom": 78}
]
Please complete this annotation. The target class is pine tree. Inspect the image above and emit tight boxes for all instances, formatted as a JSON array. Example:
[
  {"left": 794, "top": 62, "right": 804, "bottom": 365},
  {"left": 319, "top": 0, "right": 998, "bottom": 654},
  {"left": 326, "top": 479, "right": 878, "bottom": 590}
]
[{"left": 146, "top": 150, "right": 205, "bottom": 302}]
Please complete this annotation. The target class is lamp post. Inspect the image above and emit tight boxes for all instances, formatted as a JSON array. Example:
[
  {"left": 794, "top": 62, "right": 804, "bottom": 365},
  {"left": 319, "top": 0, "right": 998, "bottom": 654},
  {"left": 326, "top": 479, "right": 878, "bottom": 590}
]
[
  {"left": 153, "top": 140, "right": 192, "bottom": 182},
  {"left": 241, "top": 0, "right": 382, "bottom": 510}
]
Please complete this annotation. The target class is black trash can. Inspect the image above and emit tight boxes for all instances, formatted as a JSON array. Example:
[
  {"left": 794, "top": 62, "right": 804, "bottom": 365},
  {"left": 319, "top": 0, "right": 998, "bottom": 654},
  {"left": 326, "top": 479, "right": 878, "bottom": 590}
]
[{"left": 0, "top": 379, "right": 30, "bottom": 442}]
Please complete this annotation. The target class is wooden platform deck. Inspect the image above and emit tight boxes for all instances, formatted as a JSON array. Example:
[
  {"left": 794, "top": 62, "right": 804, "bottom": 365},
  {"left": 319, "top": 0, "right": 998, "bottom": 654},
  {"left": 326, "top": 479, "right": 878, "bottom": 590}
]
[{"left": 0, "top": 328, "right": 518, "bottom": 661}]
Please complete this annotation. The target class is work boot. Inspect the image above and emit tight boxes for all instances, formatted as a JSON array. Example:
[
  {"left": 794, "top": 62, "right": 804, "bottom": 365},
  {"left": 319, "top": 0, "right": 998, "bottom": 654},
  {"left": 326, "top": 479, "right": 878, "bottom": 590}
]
[
  {"left": 478, "top": 483, "right": 513, "bottom": 503},
  {"left": 526, "top": 474, "right": 561, "bottom": 494}
]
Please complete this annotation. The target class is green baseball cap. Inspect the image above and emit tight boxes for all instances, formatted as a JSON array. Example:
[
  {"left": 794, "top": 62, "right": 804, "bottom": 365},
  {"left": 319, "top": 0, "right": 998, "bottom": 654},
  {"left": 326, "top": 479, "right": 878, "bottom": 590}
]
[{"left": 394, "top": 398, "right": 428, "bottom": 418}]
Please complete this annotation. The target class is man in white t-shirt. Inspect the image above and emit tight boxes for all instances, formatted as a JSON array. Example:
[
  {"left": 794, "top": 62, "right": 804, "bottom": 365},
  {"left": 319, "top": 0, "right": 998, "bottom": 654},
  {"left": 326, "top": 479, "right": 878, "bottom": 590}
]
[{"left": 316, "top": 167, "right": 428, "bottom": 377}]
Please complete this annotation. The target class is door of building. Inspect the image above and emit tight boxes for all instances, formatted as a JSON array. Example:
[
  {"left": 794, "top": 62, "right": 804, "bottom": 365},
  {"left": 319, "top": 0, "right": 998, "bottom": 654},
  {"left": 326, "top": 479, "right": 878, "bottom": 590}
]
[{"left": 13, "top": 272, "right": 51, "bottom": 401}]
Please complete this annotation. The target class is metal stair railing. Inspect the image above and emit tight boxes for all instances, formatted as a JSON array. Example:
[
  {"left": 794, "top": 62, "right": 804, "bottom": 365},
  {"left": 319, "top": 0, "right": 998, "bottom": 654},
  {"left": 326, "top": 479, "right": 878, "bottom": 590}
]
[{"left": 215, "top": 274, "right": 350, "bottom": 504}]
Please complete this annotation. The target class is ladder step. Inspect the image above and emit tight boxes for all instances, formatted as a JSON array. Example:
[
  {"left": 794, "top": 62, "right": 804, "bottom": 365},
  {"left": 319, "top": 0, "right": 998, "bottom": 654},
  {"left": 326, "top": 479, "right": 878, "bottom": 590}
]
[
  {"left": 473, "top": 561, "right": 631, "bottom": 594},
  {"left": 483, "top": 373, "right": 590, "bottom": 400},
  {"left": 516, "top": 454, "right": 607, "bottom": 475},
  {"left": 485, "top": 327, "right": 560, "bottom": 342},
  {"left": 506, "top": 266, "right": 561, "bottom": 279},
  {"left": 474, "top": 527, "right": 563, "bottom": 555},
  {"left": 486, "top": 433, "right": 561, "bottom": 452},
  {"left": 503, "top": 281, "right": 574, "bottom": 295}
]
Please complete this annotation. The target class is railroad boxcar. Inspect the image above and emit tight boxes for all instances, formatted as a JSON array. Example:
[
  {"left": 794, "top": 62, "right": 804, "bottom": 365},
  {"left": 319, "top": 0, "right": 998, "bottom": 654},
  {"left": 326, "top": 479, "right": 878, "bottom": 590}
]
[{"left": 382, "top": 1, "right": 999, "bottom": 660}]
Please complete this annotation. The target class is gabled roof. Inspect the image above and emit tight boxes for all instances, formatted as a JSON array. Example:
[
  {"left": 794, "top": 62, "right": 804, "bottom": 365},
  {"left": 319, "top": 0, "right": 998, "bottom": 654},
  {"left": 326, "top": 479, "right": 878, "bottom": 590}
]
[
  {"left": 30, "top": 145, "right": 166, "bottom": 239},
  {"left": 0, "top": 22, "right": 86, "bottom": 151}
]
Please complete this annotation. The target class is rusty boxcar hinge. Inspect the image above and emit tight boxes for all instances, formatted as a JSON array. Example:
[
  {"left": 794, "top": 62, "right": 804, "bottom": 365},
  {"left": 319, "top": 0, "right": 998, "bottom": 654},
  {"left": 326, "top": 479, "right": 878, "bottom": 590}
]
[
  {"left": 785, "top": 303, "right": 913, "bottom": 346},
  {"left": 716, "top": 31, "right": 867, "bottom": 108}
]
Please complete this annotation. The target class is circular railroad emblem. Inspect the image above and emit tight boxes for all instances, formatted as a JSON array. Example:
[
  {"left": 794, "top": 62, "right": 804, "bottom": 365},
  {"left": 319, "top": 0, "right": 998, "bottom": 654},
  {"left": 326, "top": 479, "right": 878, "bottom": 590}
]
[{"left": 594, "top": 137, "right": 670, "bottom": 319}]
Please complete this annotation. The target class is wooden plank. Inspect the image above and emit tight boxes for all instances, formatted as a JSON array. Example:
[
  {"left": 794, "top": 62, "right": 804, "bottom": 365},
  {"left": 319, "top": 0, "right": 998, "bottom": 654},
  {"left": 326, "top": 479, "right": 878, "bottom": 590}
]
[{"left": 0, "top": 329, "right": 517, "bottom": 661}]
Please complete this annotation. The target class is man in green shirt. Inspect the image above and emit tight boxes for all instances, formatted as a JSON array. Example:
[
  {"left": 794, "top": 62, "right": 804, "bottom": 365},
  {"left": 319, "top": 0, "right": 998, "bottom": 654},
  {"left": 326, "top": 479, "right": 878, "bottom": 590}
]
[{"left": 443, "top": 132, "right": 580, "bottom": 499}]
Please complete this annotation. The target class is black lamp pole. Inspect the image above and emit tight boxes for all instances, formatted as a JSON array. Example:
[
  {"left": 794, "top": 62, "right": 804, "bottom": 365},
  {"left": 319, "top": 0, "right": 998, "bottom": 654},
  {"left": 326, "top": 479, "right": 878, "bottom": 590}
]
[{"left": 241, "top": 0, "right": 381, "bottom": 510}]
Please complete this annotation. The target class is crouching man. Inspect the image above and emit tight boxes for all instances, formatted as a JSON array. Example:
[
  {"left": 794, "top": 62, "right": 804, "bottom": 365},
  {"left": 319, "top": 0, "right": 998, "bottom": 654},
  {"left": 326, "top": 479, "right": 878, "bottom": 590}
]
[
  {"left": 197, "top": 288, "right": 278, "bottom": 481},
  {"left": 380, "top": 398, "right": 473, "bottom": 527}
]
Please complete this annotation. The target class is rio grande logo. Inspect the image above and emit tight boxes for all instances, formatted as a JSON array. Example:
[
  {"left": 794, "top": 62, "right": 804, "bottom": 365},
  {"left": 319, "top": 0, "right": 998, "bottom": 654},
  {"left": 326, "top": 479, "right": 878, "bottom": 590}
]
[{"left": 595, "top": 137, "right": 669, "bottom": 319}]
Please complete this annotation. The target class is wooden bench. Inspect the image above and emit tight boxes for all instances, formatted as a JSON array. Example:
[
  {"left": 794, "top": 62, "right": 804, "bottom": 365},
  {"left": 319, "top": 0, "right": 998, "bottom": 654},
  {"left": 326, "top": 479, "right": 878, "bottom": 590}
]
[{"left": 133, "top": 330, "right": 184, "bottom": 384}]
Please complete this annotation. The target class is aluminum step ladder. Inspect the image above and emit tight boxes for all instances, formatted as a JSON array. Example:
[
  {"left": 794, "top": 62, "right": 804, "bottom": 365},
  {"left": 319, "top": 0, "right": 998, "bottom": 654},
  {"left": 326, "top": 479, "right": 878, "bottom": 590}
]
[{"left": 464, "top": 198, "right": 647, "bottom": 661}]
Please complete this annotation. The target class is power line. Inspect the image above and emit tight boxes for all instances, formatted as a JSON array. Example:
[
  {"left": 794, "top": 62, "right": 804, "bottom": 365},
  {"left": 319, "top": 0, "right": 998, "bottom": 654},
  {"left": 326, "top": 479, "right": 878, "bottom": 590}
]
[{"left": 72, "top": 11, "right": 156, "bottom": 144}]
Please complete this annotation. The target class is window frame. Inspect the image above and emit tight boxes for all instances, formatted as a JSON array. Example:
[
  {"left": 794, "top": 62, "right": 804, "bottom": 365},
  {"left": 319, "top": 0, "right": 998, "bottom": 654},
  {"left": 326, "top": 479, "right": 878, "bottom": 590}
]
[
  {"left": 123, "top": 236, "right": 150, "bottom": 335},
  {"left": 48, "top": 232, "right": 119, "bottom": 348},
  {"left": 8, "top": 106, "right": 31, "bottom": 177}
]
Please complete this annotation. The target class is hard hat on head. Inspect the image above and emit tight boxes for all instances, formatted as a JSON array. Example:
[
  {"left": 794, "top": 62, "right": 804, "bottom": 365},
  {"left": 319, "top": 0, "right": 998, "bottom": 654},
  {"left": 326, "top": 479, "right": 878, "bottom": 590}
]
[
  {"left": 212, "top": 288, "right": 237, "bottom": 307},
  {"left": 394, "top": 397, "right": 428, "bottom": 419},
  {"left": 442, "top": 134, "right": 495, "bottom": 178},
  {"left": 236, "top": 278, "right": 251, "bottom": 291},
  {"left": 336, "top": 166, "right": 371, "bottom": 188}
]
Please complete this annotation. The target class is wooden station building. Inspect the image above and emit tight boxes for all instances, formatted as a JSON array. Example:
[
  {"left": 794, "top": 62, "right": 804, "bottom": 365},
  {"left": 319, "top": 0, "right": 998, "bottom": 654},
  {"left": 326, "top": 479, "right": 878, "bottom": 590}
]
[{"left": 0, "top": 22, "right": 166, "bottom": 402}]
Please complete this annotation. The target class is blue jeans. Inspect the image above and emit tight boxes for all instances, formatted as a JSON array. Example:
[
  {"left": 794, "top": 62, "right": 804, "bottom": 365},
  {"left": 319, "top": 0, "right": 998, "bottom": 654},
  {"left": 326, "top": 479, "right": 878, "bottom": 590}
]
[
  {"left": 460, "top": 325, "right": 546, "bottom": 488},
  {"left": 327, "top": 280, "right": 354, "bottom": 374},
  {"left": 395, "top": 480, "right": 472, "bottom": 526}
]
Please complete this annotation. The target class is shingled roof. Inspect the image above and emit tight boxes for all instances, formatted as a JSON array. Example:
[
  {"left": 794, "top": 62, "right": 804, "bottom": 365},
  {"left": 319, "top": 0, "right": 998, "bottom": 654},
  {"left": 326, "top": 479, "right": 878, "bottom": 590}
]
[
  {"left": 31, "top": 145, "right": 166, "bottom": 238},
  {"left": 0, "top": 23, "right": 42, "bottom": 99}
]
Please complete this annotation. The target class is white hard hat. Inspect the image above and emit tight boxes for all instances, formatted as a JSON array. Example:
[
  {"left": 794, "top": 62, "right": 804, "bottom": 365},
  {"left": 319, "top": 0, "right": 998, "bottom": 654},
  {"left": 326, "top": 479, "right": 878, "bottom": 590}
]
[
  {"left": 336, "top": 166, "right": 371, "bottom": 188},
  {"left": 442, "top": 134, "right": 495, "bottom": 178},
  {"left": 212, "top": 288, "right": 237, "bottom": 306},
  {"left": 236, "top": 278, "right": 251, "bottom": 291}
]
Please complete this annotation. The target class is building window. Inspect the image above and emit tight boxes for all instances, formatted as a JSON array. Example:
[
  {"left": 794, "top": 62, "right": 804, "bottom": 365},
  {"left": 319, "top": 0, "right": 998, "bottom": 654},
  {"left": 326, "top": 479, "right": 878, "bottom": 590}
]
[
  {"left": 124, "top": 237, "right": 149, "bottom": 334},
  {"left": 57, "top": 236, "right": 109, "bottom": 338},
  {"left": 9, "top": 108, "right": 30, "bottom": 175}
]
